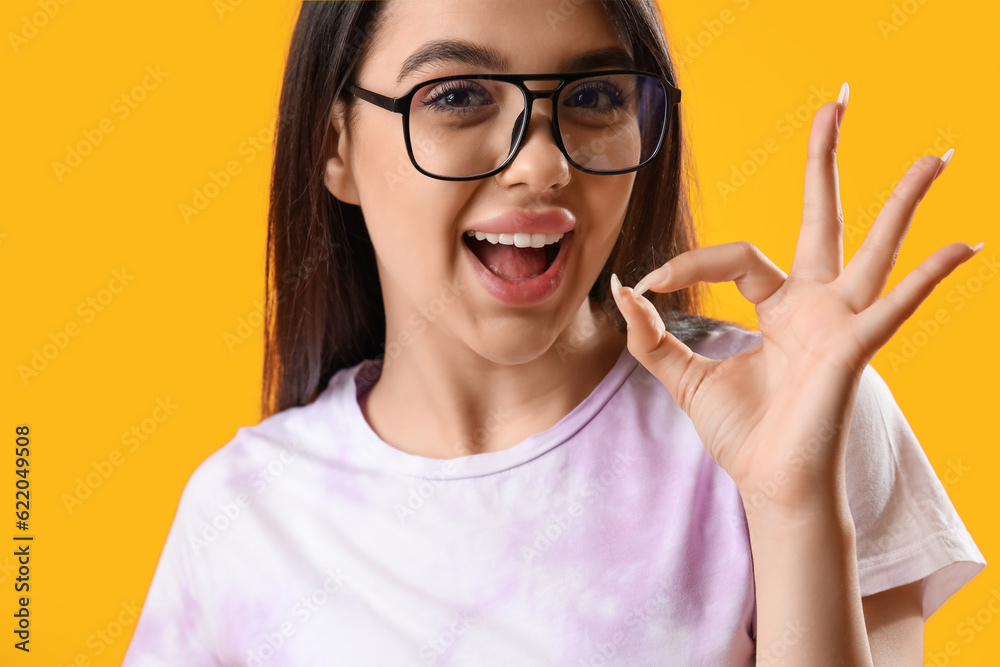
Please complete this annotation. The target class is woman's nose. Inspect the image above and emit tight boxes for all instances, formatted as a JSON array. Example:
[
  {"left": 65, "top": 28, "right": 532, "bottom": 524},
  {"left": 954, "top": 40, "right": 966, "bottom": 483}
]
[{"left": 497, "top": 98, "right": 571, "bottom": 192}]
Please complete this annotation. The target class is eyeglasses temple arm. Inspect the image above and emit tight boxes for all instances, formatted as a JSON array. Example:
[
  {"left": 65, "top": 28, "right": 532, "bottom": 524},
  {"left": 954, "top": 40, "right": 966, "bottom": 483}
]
[{"left": 348, "top": 84, "right": 408, "bottom": 114}]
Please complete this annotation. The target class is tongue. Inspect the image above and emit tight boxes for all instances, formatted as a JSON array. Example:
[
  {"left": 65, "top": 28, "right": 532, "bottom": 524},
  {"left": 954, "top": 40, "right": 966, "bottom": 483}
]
[{"left": 477, "top": 243, "right": 548, "bottom": 280}]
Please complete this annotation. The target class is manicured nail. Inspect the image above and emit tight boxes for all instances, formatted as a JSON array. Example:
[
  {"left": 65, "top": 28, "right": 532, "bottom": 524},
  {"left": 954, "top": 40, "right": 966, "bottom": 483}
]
[
  {"left": 837, "top": 81, "right": 849, "bottom": 108},
  {"left": 835, "top": 82, "right": 849, "bottom": 127},
  {"left": 940, "top": 147, "right": 955, "bottom": 173},
  {"left": 633, "top": 281, "right": 648, "bottom": 298},
  {"left": 971, "top": 241, "right": 984, "bottom": 257},
  {"left": 611, "top": 273, "right": 632, "bottom": 303}
]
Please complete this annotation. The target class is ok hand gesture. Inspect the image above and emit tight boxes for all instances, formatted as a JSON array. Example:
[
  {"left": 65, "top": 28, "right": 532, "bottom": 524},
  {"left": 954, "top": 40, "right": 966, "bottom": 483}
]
[{"left": 611, "top": 84, "right": 980, "bottom": 509}]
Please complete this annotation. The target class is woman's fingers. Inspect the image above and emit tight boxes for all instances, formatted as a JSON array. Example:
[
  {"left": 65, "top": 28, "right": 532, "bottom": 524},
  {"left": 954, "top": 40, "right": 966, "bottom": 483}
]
[
  {"left": 610, "top": 274, "right": 716, "bottom": 413},
  {"left": 611, "top": 239, "right": 786, "bottom": 413},
  {"left": 634, "top": 241, "right": 787, "bottom": 305},
  {"left": 837, "top": 152, "right": 951, "bottom": 311},
  {"left": 788, "top": 94, "right": 847, "bottom": 283},
  {"left": 853, "top": 241, "right": 980, "bottom": 352},
  {"left": 612, "top": 273, "right": 667, "bottom": 352}
]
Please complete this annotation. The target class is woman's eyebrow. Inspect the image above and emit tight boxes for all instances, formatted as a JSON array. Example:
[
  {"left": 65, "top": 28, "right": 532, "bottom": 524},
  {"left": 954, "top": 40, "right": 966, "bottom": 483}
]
[{"left": 395, "top": 39, "right": 635, "bottom": 85}]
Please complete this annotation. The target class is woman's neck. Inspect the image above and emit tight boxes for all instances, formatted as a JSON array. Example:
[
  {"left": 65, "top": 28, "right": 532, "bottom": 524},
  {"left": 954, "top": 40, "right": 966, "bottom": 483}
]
[{"left": 358, "top": 300, "right": 628, "bottom": 460}]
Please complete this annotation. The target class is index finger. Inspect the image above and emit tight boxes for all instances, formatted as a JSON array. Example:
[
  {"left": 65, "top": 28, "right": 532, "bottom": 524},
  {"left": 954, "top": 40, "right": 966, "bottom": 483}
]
[{"left": 633, "top": 241, "right": 787, "bottom": 304}]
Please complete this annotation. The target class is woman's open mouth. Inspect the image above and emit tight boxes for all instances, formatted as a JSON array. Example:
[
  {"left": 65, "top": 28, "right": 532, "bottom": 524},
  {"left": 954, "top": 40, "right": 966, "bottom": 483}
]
[
  {"left": 461, "top": 229, "right": 573, "bottom": 306},
  {"left": 463, "top": 230, "right": 563, "bottom": 280}
]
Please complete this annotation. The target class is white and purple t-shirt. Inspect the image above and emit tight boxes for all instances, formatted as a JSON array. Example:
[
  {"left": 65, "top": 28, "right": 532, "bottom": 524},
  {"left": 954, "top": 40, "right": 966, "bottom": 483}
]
[{"left": 121, "top": 322, "right": 986, "bottom": 666}]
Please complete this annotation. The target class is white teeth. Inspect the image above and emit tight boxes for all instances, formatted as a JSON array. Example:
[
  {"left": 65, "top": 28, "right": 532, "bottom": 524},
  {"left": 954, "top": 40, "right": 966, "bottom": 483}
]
[{"left": 464, "top": 230, "right": 565, "bottom": 247}]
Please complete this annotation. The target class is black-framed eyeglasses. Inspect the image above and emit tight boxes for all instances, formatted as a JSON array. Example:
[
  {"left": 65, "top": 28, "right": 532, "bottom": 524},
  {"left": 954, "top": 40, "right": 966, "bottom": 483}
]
[{"left": 347, "top": 69, "right": 681, "bottom": 181}]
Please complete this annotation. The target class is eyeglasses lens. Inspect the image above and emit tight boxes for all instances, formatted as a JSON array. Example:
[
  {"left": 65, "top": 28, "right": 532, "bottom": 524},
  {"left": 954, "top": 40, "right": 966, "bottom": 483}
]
[{"left": 406, "top": 74, "right": 667, "bottom": 178}]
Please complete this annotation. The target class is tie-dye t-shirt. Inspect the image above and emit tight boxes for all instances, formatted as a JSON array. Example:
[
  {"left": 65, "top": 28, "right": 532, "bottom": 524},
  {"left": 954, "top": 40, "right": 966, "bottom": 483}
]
[{"left": 121, "top": 322, "right": 985, "bottom": 666}]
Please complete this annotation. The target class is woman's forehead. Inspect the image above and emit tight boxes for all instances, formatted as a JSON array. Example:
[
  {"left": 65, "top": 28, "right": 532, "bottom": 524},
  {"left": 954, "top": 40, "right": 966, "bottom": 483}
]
[{"left": 361, "top": 0, "right": 628, "bottom": 87}]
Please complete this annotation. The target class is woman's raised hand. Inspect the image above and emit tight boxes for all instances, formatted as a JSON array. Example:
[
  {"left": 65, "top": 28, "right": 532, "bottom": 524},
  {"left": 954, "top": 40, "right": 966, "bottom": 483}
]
[{"left": 611, "top": 84, "right": 980, "bottom": 510}]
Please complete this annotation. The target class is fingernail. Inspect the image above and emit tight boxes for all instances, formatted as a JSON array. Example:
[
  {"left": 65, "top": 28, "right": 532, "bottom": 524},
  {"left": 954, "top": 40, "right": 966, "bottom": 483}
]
[
  {"left": 610, "top": 272, "right": 626, "bottom": 299},
  {"left": 939, "top": 147, "right": 955, "bottom": 173},
  {"left": 837, "top": 81, "right": 850, "bottom": 108},
  {"left": 971, "top": 241, "right": 984, "bottom": 257},
  {"left": 836, "top": 81, "right": 849, "bottom": 126},
  {"left": 633, "top": 281, "right": 648, "bottom": 298}
]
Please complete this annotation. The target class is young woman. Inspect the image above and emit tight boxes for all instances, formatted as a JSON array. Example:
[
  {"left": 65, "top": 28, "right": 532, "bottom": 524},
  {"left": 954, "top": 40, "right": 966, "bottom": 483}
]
[{"left": 122, "top": 1, "right": 986, "bottom": 664}]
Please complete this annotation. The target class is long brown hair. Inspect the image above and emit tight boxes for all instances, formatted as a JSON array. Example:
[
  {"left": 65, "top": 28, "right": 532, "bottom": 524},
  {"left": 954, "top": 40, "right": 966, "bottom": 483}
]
[{"left": 261, "top": 0, "right": 722, "bottom": 420}]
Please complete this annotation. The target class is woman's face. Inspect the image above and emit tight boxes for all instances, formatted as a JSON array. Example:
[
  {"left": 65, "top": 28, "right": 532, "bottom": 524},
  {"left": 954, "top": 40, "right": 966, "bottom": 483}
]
[{"left": 326, "top": 0, "right": 638, "bottom": 365}]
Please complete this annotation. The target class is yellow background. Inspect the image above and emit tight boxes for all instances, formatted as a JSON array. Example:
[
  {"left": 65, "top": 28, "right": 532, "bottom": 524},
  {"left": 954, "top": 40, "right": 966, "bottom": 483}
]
[{"left": 1, "top": 0, "right": 997, "bottom": 664}]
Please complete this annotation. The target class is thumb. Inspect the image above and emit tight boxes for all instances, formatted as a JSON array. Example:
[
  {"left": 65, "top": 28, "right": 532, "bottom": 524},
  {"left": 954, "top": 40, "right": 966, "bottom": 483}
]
[{"left": 610, "top": 273, "right": 713, "bottom": 413}]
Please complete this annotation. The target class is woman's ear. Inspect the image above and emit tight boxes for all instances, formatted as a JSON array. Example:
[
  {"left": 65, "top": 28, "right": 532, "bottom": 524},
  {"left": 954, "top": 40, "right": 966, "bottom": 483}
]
[{"left": 323, "top": 100, "right": 361, "bottom": 205}]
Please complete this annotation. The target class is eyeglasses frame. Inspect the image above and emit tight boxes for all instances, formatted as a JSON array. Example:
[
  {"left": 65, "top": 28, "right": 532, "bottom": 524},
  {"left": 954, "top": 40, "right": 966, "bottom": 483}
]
[{"left": 346, "top": 69, "right": 682, "bottom": 181}]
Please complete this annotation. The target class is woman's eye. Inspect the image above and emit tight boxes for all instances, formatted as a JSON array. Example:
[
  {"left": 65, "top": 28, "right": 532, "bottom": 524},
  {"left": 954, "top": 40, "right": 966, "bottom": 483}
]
[
  {"left": 564, "top": 83, "right": 626, "bottom": 112},
  {"left": 422, "top": 83, "right": 492, "bottom": 114}
]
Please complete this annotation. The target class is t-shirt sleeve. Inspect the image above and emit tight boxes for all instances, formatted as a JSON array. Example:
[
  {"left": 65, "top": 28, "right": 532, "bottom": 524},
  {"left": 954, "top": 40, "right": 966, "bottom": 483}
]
[
  {"left": 120, "top": 464, "right": 224, "bottom": 666},
  {"left": 695, "top": 323, "right": 986, "bottom": 623},
  {"left": 845, "top": 363, "right": 986, "bottom": 620}
]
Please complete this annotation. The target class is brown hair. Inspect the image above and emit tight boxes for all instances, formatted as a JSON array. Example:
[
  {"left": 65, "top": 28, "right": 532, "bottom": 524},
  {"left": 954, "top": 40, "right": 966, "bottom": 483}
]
[{"left": 260, "top": 0, "right": 723, "bottom": 419}]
